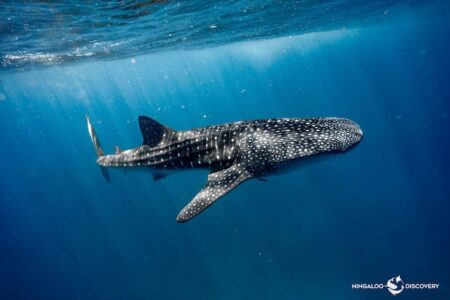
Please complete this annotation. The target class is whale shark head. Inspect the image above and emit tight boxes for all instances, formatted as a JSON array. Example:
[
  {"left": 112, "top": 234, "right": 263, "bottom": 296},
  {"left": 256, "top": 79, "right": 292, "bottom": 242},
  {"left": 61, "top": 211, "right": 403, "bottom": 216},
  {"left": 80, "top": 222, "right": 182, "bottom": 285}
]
[{"left": 325, "top": 118, "right": 363, "bottom": 152}]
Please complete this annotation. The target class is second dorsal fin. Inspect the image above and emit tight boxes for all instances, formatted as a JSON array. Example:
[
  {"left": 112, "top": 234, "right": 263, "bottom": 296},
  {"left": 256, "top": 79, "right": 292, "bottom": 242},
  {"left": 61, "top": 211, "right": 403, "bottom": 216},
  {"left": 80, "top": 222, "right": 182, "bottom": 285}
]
[
  {"left": 114, "top": 146, "right": 123, "bottom": 154},
  {"left": 138, "top": 116, "right": 175, "bottom": 147}
]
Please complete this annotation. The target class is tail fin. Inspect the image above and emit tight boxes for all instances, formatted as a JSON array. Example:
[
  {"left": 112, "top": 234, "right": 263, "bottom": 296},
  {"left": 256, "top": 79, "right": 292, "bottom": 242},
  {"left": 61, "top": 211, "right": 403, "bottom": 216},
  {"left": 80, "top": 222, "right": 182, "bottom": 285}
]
[
  {"left": 86, "top": 115, "right": 110, "bottom": 182},
  {"left": 86, "top": 115, "right": 105, "bottom": 157}
]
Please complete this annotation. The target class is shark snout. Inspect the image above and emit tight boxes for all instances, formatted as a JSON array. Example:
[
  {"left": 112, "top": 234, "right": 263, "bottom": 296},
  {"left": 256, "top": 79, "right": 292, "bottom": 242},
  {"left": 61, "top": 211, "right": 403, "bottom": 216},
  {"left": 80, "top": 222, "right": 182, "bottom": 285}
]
[
  {"left": 342, "top": 119, "right": 363, "bottom": 150},
  {"left": 322, "top": 118, "right": 363, "bottom": 152},
  {"left": 352, "top": 122, "right": 363, "bottom": 141}
]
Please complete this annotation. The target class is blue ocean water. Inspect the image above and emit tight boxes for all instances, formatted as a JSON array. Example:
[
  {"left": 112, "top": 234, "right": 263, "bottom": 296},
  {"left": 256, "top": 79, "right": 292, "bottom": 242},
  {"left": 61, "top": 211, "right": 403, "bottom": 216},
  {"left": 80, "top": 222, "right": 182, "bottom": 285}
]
[{"left": 1, "top": 1, "right": 450, "bottom": 300}]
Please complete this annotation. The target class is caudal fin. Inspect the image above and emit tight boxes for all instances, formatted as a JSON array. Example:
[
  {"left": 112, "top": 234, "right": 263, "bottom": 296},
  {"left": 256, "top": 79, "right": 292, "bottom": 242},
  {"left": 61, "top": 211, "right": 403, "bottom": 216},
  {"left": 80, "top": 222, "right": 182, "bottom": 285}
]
[
  {"left": 86, "top": 115, "right": 110, "bottom": 182},
  {"left": 86, "top": 115, "right": 105, "bottom": 157}
]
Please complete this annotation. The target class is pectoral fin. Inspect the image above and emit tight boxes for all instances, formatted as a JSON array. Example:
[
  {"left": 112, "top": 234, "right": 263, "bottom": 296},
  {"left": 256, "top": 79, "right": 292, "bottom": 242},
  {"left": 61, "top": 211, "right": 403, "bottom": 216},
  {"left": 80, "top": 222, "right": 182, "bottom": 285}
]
[{"left": 176, "top": 163, "right": 252, "bottom": 223}]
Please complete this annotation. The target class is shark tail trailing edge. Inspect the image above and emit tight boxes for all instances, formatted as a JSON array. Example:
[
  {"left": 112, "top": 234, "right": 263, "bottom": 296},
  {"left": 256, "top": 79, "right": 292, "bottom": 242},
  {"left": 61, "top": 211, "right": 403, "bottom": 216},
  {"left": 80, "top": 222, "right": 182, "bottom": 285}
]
[
  {"left": 86, "top": 115, "right": 105, "bottom": 157},
  {"left": 86, "top": 115, "right": 111, "bottom": 182}
]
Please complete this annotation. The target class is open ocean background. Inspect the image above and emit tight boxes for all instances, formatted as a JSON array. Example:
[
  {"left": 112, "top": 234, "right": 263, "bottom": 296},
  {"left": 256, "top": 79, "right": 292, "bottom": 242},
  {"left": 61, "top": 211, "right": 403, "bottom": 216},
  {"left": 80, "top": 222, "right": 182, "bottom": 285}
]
[{"left": 1, "top": 1, "right": 449, "bottom": 299}]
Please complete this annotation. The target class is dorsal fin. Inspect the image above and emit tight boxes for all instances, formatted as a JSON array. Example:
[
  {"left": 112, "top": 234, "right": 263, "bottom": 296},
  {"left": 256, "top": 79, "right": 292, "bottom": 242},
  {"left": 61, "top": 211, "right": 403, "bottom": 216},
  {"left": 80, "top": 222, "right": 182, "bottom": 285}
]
[
  {"left": 114, "top": 146, "right": 123, "bottom": 154},
  {"left": 138, "top": 116, "right": 175, "bottom": 147}
]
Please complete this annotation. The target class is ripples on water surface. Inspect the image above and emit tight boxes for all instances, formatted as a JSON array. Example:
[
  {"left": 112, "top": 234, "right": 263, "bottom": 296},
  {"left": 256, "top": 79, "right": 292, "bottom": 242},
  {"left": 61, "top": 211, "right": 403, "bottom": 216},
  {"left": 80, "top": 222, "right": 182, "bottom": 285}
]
[{"left": 0, "top": 0, "right": 445, "bottom": 70}]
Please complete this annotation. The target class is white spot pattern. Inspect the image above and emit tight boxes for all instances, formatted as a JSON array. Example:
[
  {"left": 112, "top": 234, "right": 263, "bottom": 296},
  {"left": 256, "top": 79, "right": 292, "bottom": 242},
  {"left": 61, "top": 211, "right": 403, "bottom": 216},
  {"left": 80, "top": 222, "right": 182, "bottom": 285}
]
[
  {"left": 91, "top": 117, "right": 363, "bottom": 222},
  {"left": 176, "top": 164, "right": 251, "bottom": 222}
]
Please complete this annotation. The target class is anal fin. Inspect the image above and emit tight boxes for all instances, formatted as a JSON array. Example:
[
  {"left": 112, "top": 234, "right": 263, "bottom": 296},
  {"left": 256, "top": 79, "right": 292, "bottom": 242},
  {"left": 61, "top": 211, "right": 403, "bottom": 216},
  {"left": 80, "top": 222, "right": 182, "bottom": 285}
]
[
  {"left": 153, "top": 171, "right": 168, "bottom": 181},
  {"left": 176, "top": 163, "right": 252, "bottom": 223}
]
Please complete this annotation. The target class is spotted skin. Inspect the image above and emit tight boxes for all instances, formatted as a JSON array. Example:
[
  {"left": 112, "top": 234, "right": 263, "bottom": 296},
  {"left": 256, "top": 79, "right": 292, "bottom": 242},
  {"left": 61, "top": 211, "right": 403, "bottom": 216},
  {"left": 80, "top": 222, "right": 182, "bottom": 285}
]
[
  {"left": 87, "top": 116, "right": 363, "bottom": 223},
  {"left": 176, "top": 164, "right": 251, "bottom": 222}
]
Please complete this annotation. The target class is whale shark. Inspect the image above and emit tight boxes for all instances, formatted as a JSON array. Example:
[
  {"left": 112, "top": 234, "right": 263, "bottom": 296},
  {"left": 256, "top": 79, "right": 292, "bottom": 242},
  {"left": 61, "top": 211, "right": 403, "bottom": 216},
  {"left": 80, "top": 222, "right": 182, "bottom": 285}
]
[{"left": 86, "top": 115, "right": 363, "bottom": 222}]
